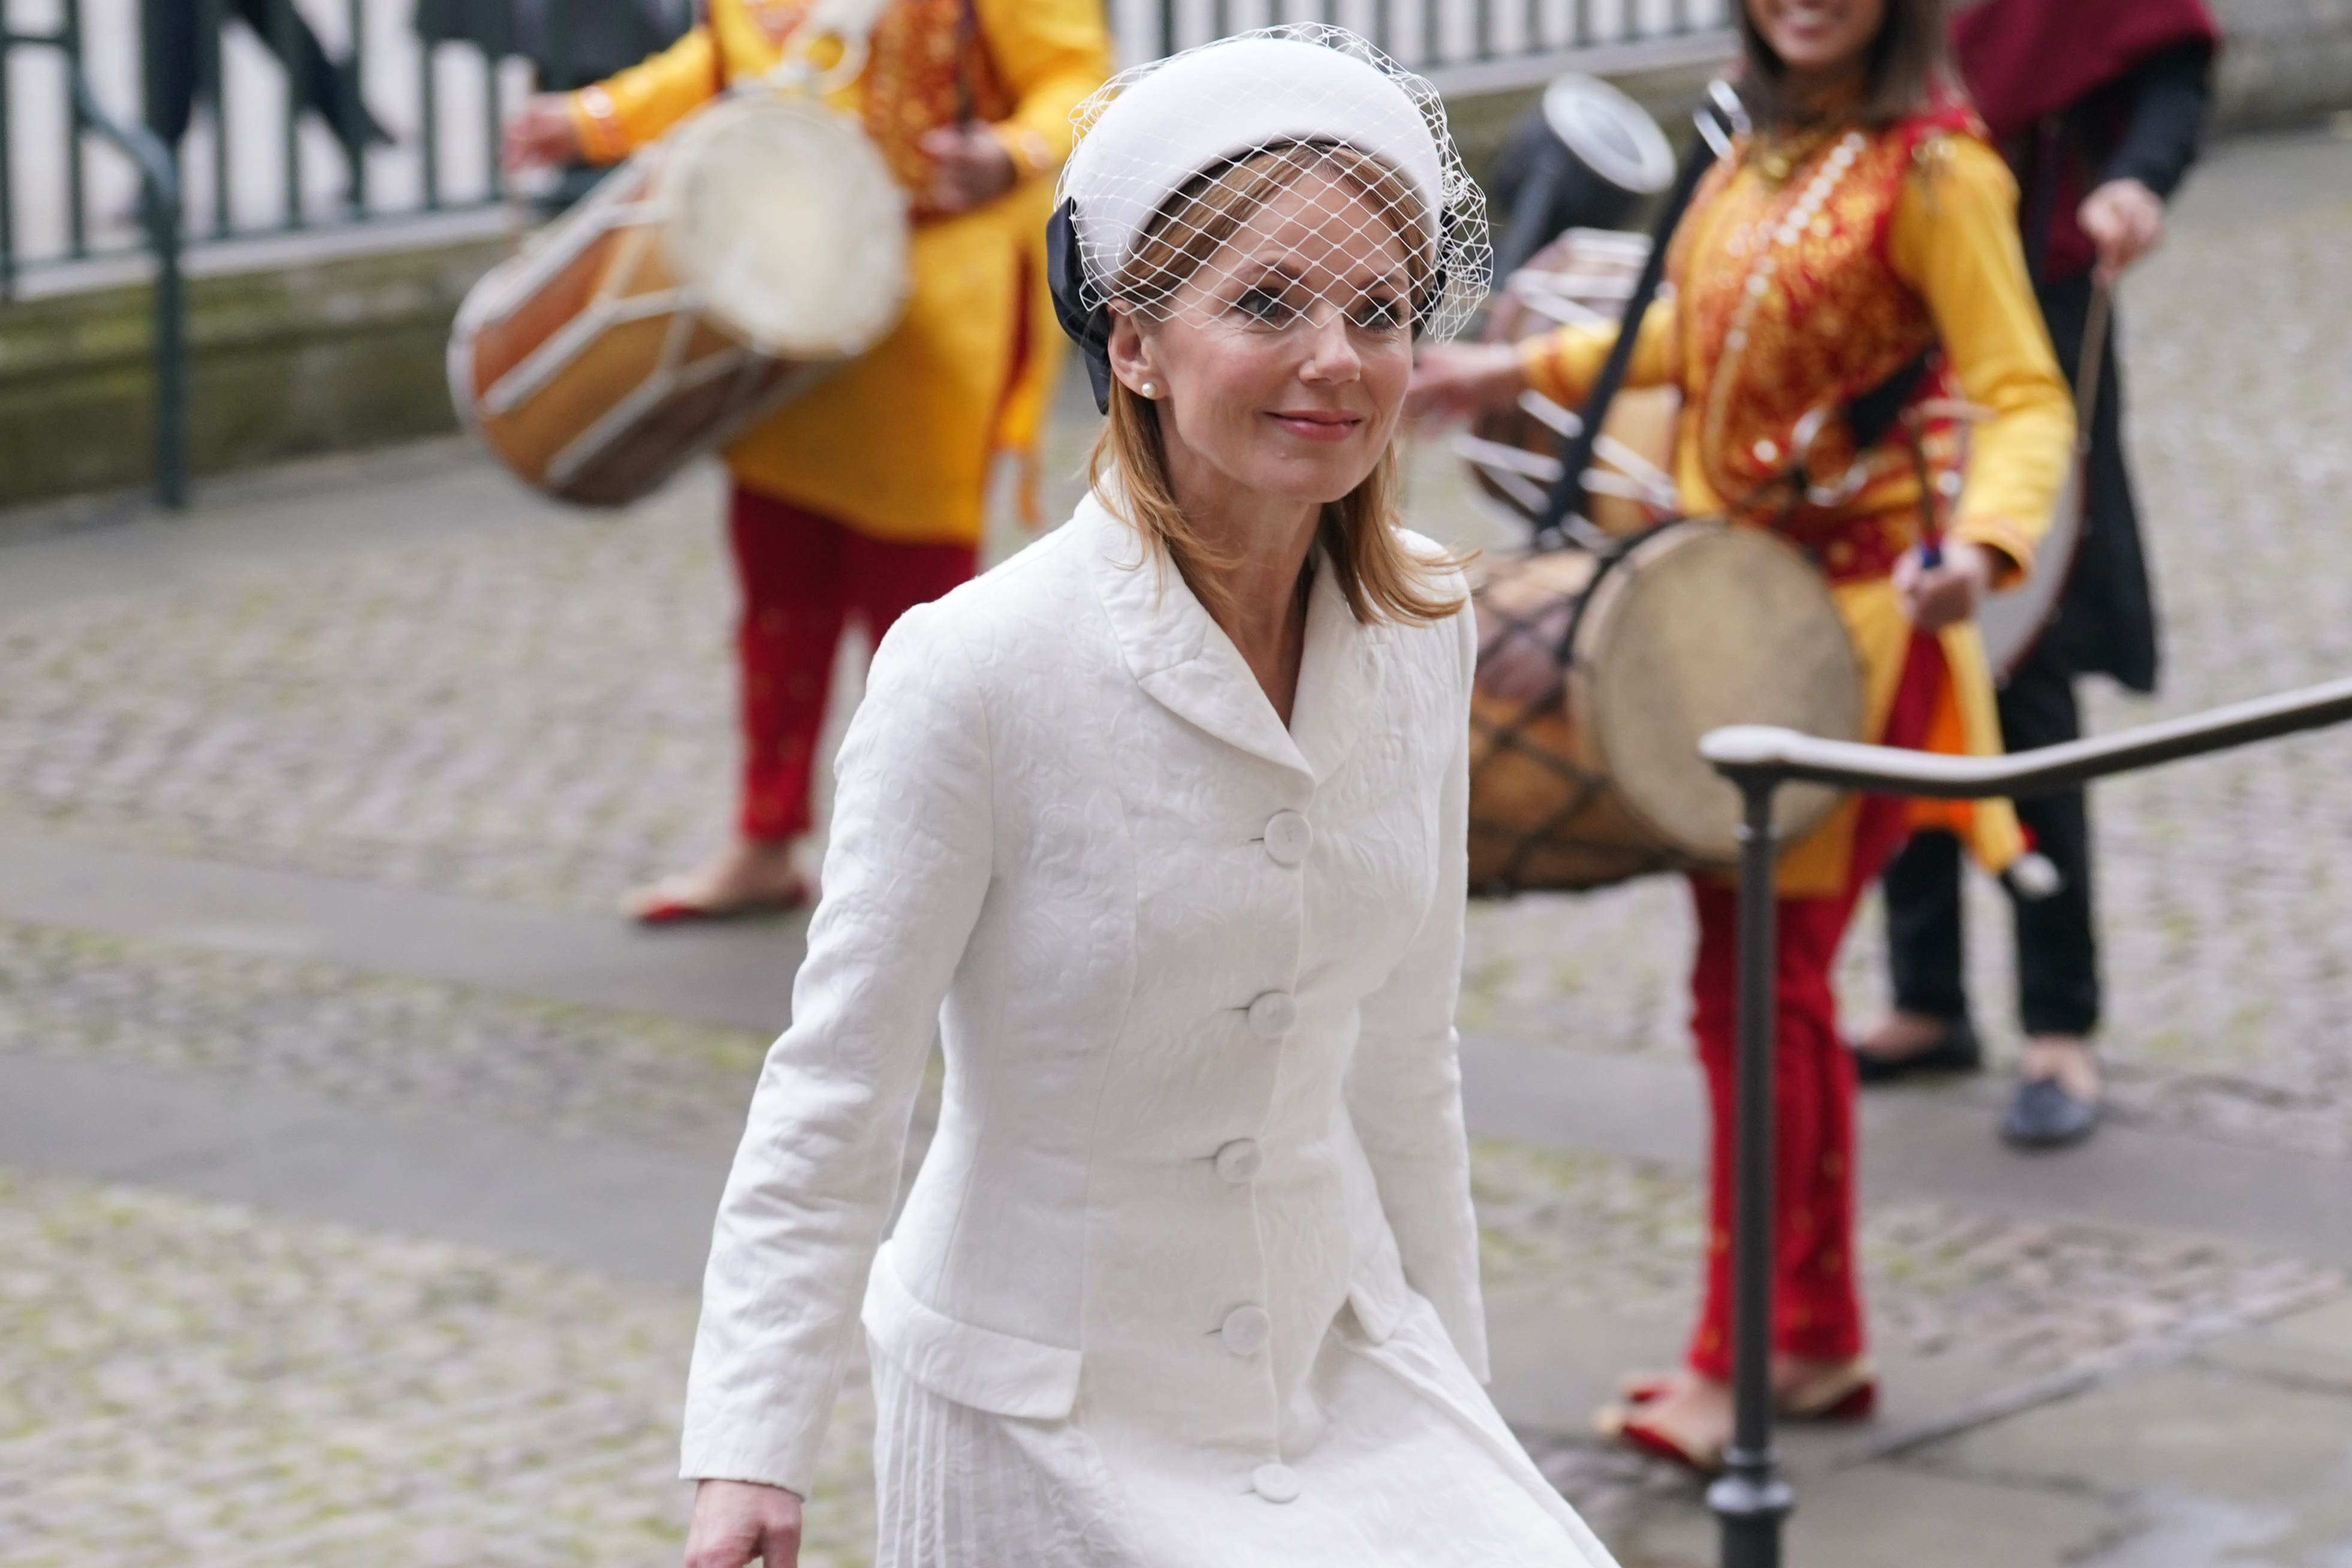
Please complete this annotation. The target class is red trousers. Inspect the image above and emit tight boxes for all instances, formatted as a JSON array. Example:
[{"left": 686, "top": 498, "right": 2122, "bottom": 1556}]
[
  {"left": 1683, "top": 632, "right": 1946, "bottom": 1380},
  {"left": 729, "top": 487, "right": 976, "bottom": 842}
]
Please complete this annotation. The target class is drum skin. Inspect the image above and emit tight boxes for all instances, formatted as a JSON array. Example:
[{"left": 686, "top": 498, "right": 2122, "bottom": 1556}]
[
  {"left": 1467, "top": 521, "right": 1865, "bottom": 894},
  {"left": 1467, "top": 228, "right": 1679, "bottom": 538},
  {"left": 450, "top": 93, "right": 906, "bottom": 508}
]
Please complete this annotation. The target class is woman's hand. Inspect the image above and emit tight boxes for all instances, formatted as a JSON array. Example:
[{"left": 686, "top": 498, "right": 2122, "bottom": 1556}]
[
  {"left": 502, "top": 94, "right": 583, "bottom": 173},
  {"left": 684, "top": 1478, "right": 803, "bottom": 1568},
  {"left": 1895, "top": 539, "right": 1998, "bottom": 632},
  {"left": 1405, "top": 341, "right": 1528, "bottom": 423},
  {"left": 2077, "top": 177, "right": 2166, "bottom": 285},
  {"left": 919, "top": 123, "right": 1017, "bottom": 214}
]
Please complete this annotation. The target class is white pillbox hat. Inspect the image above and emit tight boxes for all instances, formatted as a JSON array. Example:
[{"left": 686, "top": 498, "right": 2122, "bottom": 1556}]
[{"left": 1059, "top": 32, "right": 1449, "bottom": 293}]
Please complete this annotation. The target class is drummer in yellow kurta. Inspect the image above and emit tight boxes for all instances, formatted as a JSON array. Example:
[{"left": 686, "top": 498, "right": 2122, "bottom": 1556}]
[
  {"left": 1411, "top": 15, "right": 2071, "bottom": 1472},
  {"left": 503, "top": 0, "right": 1109, "bottom": 919}
]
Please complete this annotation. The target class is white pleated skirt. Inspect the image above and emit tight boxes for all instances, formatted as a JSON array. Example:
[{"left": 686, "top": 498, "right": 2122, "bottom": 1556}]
[{"left": 869, "top": 1295, "right": 1620, "bottom": 1568}]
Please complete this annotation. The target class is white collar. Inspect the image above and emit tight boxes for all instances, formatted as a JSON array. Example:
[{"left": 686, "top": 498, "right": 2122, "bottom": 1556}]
[{"left": 1078, "top": 491, "right": 1384, "bottom": 782}]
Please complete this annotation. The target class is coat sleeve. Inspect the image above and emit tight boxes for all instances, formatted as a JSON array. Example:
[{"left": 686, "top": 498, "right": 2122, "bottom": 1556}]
[
  {"left": 1344, "top": 596, "right": 1488, "bottom": 1380},
  {"left": 680, "top": 601, "right": 995, "bottom": 1494},
  {"left": 1890, "top": 134, "right": 2075, "bottom": 585},
  {"left": 975, "top": 0, "right": 1112, "bottom": 179},
  {"left": 568, "top": 24, "right": 721, "bottom": 161},
  {"left": 1517, "top": 300, "right": 1678, "bottom": 410},
  {"left": 2101, "top": 40, "right": 2215, "bottom": 201}
]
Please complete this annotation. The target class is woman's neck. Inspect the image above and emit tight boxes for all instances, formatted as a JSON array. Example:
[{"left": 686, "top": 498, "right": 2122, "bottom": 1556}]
[
  {"left": 1166, "top": 457, "right": 1321, "bottom": 726},
  {"left": 1781, "top": 61, "right": 1870, "bottom": 122}
]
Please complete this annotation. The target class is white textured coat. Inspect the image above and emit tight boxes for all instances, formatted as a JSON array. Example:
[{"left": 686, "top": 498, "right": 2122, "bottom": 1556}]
[{"left": 682, "top": 494, "right": 1613, "bottom": 1564}]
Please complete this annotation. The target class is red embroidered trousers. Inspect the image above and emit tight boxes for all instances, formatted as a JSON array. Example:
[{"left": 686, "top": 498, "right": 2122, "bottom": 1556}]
[
  {"left": 1683, "top": 631, "right": 1946, "bottom": 1380},
  {"left": 729, "top": 486, "right": 977, "bottom": 842}
]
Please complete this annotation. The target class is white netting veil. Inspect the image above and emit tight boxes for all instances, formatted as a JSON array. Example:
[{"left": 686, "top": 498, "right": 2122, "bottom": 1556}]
[{"left": 1054, "top": 25, "right": 1490, "bottom": 346}]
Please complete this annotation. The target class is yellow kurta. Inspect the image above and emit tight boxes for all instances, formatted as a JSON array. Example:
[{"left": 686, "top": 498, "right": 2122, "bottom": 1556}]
[
  {"left": 1521, "top": 116, "right": 2073, "bottom": 893},
  {"left": 569, "top": 0, "right": 1111, "bottom": 545}
]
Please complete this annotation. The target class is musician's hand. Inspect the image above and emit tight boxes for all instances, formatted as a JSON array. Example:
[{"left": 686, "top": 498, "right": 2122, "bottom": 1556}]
[
  {"left": 503, "top": 94, "right": 584, "bottom": 173},
  {"left": 1405, "top": 342, "right": 1527, "bottom": 424},
  {"left": 684, "top": 1479, "right": 803, "bottom": 1568},
  {"left": 920, "top": 123, "right": 1017, "bottom": 214},
  {"left": 1895, "top": 539, "right": 1998, "bottom": 632},
  {"left": 2078, "top": 178, "right": 2165, "bottom": 285}
]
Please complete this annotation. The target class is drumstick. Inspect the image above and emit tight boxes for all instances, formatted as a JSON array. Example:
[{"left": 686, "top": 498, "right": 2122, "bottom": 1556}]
[{"left": 2074, "top": 281, "right": 2113, "bottom": 462}]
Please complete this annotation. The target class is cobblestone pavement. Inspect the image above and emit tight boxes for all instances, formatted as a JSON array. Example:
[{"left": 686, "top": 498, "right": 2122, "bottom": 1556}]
[
  {"left": 1470, "top": 1138, "right": 2340, "bottom": 1386},
  {"left": 0, "top": 917, "right": 770, "bottom": 1152},
  {"left": 0, "top": 1168, "right": 879, "bottom": 1568},
  {"left": 0, "top": 480, "right": 744, "bottom": 913},
  {"left": 5, "top": 1132, "right": 2335, "bottom": 1566}
]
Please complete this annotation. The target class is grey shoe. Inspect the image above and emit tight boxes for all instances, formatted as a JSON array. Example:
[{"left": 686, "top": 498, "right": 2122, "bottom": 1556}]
[{"left": 2001, "top": 1076, "right": 2099, "bottom": 1150}]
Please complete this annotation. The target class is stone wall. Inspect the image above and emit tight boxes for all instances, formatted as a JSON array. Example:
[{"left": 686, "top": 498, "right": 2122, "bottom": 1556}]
[
  {"left": 2212, "top": 0, "right": 2352, "bottom": 130},
  {"left": 0, "top": 236, "right": 502, "bottom": 509}
]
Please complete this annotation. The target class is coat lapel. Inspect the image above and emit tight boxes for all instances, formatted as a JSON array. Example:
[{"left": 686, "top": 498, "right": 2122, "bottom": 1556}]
[
  {"left": 1286, "top": 554, "right": 1385, "bottom": 783},
  {"left": 1083, "top": 494, "right": 1382, "bottom": 782}
]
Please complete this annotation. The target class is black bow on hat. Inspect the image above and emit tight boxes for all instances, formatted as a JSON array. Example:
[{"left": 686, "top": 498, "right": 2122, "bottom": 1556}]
[{"left": 1045, "top": 198, "right": 1115, "bottom": 415}]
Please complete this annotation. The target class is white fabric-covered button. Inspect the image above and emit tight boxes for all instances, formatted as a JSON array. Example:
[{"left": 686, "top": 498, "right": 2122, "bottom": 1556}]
[
  {"left": 1246, "top": 991, "right": 1296, "bottom": 1039},
  {"left": 1252, "top": 1463, "right": 1302, "bottom": 1504},
  {"left": 1221, "top": 1305, "right": 1272, "bottom": 1356},
  {"left": 1262, "top": 810, "right": 1312, "bottom": 866},
  {"left": 1214, "top": 1138, "right": 1264, "bottom": 1183}
]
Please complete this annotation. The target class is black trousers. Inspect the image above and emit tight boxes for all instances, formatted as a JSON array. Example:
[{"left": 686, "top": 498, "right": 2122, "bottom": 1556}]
[
  {"left": 1880, "top": 636, "right": 2102, "bottom": 1036},
  {"left": 142, "top": 0, "right": 378, "bottom": 151}
]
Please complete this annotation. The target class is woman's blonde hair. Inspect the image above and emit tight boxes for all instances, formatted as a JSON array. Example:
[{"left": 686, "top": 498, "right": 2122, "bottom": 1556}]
[{"left": 1087, "top": 141, "right": 1466, "bottom": 628}]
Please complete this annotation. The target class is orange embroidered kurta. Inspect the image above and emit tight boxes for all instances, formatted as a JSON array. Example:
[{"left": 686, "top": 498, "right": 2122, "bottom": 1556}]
[
  {"left": 568, "top": 0, "right": 1111, "bottom": 545},
  {"left": 1521, "top": 110, "right": 2073, "bottom": 892}
]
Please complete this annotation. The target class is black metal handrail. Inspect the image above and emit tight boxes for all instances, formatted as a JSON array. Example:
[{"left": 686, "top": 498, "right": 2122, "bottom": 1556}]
[
  {"left": 6, "top": 37, "right": 190, "bottom": 508},
  {"left": 73, "top": 70, "right": 187, "bottom": 508},
  {"left": 1696, "top": 673, "right": 2352, "bottom": 1567}
]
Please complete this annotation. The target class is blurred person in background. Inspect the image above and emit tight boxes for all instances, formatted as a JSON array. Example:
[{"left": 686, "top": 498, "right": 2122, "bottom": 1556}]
[
  {"left": 1853, "top": 0, "right": 2220, "bottom": 1150},
  {"left": 417, "top": 0, "right": 692, "bottom": 210},
  {"left": 1410, "top": 0, "right": 2072, "bottom": 1470},
  {"left": 143, "top": 0, "right": 389, "bottom": 164},
  {"left": 501, "top": 0, "right": 1110, "bottom": 923}
]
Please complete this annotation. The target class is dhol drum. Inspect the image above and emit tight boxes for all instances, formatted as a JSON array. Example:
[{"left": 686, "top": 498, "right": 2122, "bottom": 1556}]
[
  {"left": 1455, "top": 228, "right": 1682, "bottom": 539},
  {"left": 1467, "top": 520, "right": 1865, "bottom": 894},
  {"left": 450, "top": 87, "right": 909, "bottom": 506}
]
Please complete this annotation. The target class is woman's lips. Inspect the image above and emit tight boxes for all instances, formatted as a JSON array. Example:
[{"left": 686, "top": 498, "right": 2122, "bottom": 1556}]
[{"left": 1268, "top": 411, "right": 1363, "bottom": 443}]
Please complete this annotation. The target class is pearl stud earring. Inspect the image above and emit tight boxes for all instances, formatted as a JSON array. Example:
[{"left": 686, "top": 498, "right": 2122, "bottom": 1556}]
[{"left": 1139, "top": 381, "right": 1157, "bottom": 398}]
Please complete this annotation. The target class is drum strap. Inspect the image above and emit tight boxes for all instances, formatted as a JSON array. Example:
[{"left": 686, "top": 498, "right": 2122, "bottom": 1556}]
[{"left": 1533, "top": 116, "right": 1723, "bottom": 549}]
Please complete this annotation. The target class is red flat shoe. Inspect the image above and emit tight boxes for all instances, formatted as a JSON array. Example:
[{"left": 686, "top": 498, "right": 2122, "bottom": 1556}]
[
  {"left": 1618, "top": 1370, "right": 1678, "bottom": 1406},
  {"left": 1596, "top": 1402, "right": 1725, "bottom": 1475},
  {"left": 627, "top": 876, "right": 810, "bottom": 925},
  {"left": 1778, "top": 1359, "right": 1877, "bottom": 1422}
]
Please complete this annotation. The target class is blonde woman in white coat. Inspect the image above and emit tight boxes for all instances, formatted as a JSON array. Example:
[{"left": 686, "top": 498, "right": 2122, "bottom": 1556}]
[{"left": 680, "top": 28, "right": 1620, "bottom": 1568}]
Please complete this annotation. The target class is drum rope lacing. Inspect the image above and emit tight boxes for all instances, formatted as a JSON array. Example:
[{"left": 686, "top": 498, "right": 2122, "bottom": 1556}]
[{"left": 1470, "top": 517, "right": 1682, "bottom": 896}]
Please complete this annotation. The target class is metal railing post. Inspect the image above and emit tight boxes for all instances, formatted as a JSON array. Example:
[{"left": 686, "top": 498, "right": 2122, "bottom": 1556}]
[
  {"left": 146, "top": 174, "right": 188, "bottom": 509},
  {"left": 1694, "top": 670, "right": 2352, "bottom": 1568},
  {"left": 0, "top": 24, "right": 16, "bottom": 297},
  {"left": 1706, "top": 774, "right": 1796, "bottom": 1568},
  {"left": 69, "top": 70, "right": 187, "bottom": 508}
]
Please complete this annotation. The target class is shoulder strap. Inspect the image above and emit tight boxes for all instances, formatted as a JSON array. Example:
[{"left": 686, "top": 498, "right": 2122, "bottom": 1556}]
[{"left": 1534, "top": 85, "right": 1742, "bottom": 547}]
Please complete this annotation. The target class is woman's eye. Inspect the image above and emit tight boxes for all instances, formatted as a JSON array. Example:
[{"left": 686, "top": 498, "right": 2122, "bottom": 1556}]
[
  {"left": 1233, "top": 285, "right": 1297, "bottom": 325},
  {"left": 1350, "top": 296, "right": 1407, "bottom": 331}
]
